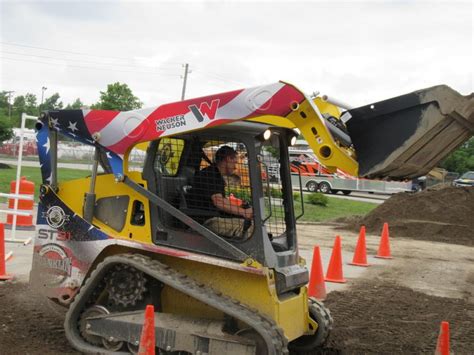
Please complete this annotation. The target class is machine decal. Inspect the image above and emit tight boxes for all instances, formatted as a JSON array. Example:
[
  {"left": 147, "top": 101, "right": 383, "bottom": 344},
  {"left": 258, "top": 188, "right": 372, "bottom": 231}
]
[
  {"left": 188, "top": 99, "right": 220, "bottom": 122},
  {"left": 37, "top": 243, "right": 73, "bottom": 286},
  {"left": 38, "top": 228, "right": 72, "bottom": 241},
  {"left": 36, "top": 124, "right": 52, "bottom": 183},
  {"left": 155, "top": 114, "right": 187, "bottom": 131},
  {"left": 43, "top": 81, "right": 306, "bottom": 180},
  {"left": 43, "top": 205, "right": 70, "bottom": 228}
]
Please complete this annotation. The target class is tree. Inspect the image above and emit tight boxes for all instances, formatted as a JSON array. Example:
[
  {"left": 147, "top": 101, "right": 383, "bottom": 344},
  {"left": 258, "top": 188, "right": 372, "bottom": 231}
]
[
  {"left": 92, "top": 82, "right": 142, "bottom": 111},
  {"left": 439, "top": 137, "right": 474, "bottom": 174},
  {"left": 24, "top": 93, "right": 38, "bottom": 115},
  {"left": 40, "top": 93, "right": 63, "bottom": 111},
  {"left": 65, "top": 98, "right": 85, "bottom": 109},
  {"left": 0, "top": 91, "right": 10, "bottom": 112},
  {"left": 0, "top": 113, "right": 13, "bottom": 143},
  {"left": 10, "top": 93, "right": 39, "bottom": 127},
  {"left": 0, "top": 92, "right": 14, "bottom": 140}
]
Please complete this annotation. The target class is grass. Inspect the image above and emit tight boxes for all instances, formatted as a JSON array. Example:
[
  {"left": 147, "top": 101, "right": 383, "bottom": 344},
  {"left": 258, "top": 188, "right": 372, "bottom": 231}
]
[
  {"left": 0, "top": 165, "right": 378, "bottom": 222},
  {"left": 263, "top": 193, "right": 377, "bottom": 224},
  {"left": 294, "top": 193, "right": 377, "bottom": 222},
  {"left": 0, "top": 166, "right": 89, "bottom": 202}
]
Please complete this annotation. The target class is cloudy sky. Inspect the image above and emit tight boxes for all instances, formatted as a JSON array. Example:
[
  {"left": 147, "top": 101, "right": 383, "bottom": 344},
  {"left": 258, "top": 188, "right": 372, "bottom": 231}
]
[{"left": 0, "top": 0, "right": 472, "bottom": 109}]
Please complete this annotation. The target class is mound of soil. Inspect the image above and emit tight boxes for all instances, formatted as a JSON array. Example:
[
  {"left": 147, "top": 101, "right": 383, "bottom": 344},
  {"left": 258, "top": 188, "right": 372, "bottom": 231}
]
[
  {"left": 344, "top": 186, "right": 474, "bottom": 246},
  {"left": 323, "top": 280, "right": 474, "bottom": 354}
]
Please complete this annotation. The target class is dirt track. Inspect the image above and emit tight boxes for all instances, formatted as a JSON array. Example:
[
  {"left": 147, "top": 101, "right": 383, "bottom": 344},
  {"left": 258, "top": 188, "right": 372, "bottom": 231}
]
[
  {"left": 1, "top": 221, "right": 473, "bottom": 354},
  {"left": 297, "top": 224, "right": 474, "bottom": 353}
]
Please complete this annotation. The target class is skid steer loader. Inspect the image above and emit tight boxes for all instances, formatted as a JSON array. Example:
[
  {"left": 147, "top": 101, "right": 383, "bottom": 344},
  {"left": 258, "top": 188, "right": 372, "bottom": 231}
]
[{"left": 30, "top": 82, "right": 473, "bottom": 354}]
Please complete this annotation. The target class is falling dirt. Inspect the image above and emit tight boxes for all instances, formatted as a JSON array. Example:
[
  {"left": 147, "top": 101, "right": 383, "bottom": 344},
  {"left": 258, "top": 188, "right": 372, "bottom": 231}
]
[{"left": 340, "top": 186, "right": 474, "bottom": 246}]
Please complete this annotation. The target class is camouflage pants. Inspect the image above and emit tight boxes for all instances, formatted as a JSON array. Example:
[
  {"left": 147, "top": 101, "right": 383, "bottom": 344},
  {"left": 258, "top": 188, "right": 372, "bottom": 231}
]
[{"left": 204, "top": 217, "right": 254, "bottom": 240}]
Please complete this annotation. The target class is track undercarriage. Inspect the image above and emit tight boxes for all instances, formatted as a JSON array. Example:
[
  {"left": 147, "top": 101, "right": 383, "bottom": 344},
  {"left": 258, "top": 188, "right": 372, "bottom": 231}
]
[{"left": 66, "top": 254, "right": 333, "bottom": 354}]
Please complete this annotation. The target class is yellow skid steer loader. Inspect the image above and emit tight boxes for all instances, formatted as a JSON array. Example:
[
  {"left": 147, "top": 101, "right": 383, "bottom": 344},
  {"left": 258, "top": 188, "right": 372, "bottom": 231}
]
[{"left": 30, "top": 82, "right": 472, "bottom": 354}]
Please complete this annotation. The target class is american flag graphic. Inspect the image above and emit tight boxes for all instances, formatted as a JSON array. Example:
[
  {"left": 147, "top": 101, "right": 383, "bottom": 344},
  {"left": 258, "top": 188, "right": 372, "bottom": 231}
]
[{"left": 39, "top": 82, "right": 305, "bottom": 177}]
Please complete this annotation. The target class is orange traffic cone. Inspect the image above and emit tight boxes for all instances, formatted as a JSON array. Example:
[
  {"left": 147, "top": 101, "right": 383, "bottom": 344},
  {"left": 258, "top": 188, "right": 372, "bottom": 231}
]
[
  {"left": 308, "top": 246, "right": 327, "bottom": 300},
  {"left": 435, "top": 321, "right": 450, "bottom": 355},
  {"left": 0, "top": 223, "right": 13, "bottom": 281},
  {"left": 349, "top": 225, "right": 370, "bottom": 267},
  {"left": 325, "top": 236, "right": 346, "bottom": 283},
  {"left": 138, "top": 305, "right": 155, "bottom": 355},
  {"left": 375, "top": 222, "right": 392, "bottom": 259}
]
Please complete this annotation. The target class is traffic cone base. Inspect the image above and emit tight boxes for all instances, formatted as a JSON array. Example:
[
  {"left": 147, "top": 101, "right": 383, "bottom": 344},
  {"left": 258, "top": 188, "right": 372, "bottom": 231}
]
[
  {"left": 349, "top": 225, "right": 370, "bottom": 267},
  {"left": 307, "top": 246, "right": 327, "bottom": 300},
  {"left": 374, "top": 255, "right": 393, "bottom": 259},
  {"left": 349, "top": 261, "right": 370, "bottom": 266},
  {"left": 376, "top": 222, "right": 392, "bottom": 259},
  {"left": 0, "top": 274, "right": 13, "bottom": 281},
  {"left": 325, "top": 235, "right": 346, "bottom": 283},
  {"left": 324, "top": 276, "right": 347, "bottom": 283}
]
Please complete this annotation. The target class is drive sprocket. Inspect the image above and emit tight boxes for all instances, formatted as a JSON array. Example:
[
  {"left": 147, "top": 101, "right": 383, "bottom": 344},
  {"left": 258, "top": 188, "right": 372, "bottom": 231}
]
[{"left": 105, "top": 264, "right": 147, "bottom": 307}]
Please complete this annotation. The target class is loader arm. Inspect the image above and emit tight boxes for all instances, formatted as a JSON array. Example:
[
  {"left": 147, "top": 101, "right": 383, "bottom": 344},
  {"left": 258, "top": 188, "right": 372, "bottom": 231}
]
[{"left": 39, "top": 82, "right": 473, "bottom": 183}]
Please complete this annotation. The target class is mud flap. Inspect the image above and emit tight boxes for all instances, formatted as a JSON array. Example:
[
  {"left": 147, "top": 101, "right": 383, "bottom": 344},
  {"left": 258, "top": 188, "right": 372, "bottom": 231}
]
[{"left": 346, "top": 85, "right": 474, "bottom": 179}]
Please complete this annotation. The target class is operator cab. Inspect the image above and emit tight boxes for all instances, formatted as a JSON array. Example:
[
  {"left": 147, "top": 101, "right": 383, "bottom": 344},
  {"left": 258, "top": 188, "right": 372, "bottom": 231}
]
[{"left": 143, "top": 121, "right": 303, "bottom": 272}]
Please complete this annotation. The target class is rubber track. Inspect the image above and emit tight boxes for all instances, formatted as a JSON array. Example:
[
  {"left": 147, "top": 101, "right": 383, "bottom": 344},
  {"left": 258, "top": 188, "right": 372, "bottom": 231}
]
[{"left": 64, "top": 253, "right": 289, "bottom": 355}]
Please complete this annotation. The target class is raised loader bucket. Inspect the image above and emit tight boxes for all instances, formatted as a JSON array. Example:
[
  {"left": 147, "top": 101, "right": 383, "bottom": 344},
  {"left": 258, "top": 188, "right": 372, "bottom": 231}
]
[{"left": 346, "top": 85, "right": 474, "bottom": 179}]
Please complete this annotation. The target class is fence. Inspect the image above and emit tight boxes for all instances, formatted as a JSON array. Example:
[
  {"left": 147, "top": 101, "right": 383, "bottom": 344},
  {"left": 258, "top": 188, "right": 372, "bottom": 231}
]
[{"left": 0, "top": 113, "right": 38, "bottom": 245}]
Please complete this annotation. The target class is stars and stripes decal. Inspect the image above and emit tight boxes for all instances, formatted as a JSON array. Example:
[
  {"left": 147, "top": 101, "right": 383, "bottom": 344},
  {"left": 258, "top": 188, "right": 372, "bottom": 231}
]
[
  {"left": 39, "top": 82, "right": 306, "bottom": 178},
  {"left": 36, "top": 123, "right": 52, "bottom": 184}
]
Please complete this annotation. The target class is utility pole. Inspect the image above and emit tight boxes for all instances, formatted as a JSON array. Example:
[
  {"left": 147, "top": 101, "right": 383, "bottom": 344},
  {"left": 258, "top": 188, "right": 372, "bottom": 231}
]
[
  {"left": 5, "top": 90, "right": 14, "bottom": 121},
  {"left": 40, "top": 86, "right": 47, "bottom": 112},
  {"left": 181, "top": 63, "right": 191, "bottom": 100}
]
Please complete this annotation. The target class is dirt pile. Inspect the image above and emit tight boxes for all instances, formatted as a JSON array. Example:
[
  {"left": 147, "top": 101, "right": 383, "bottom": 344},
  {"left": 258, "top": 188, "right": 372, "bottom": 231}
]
[
  {"left": 323, "top": 280, "right": 474, "bottom": 354},
  {"left": 346, "top": 186, "right": 474, "bottom": 246}
]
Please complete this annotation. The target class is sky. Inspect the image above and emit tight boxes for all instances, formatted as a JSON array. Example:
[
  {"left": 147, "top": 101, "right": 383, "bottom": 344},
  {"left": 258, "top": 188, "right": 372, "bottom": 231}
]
[{"left": 0, "top": 0, "right": 472, "bottom": 109}]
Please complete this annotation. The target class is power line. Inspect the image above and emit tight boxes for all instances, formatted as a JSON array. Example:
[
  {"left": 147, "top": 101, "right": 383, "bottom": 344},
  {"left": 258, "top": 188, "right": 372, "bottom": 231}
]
[
  {"left": 1, "top": 56, "right": 181, "bottom": 77},
  {"left": 193, "top": 69, "right": 248, "bottom": 87},
  {"left": 0, "top": 50, "right": 179, "bottom": 71},
  {"left": 0, "top": 41, "right": 183, "bottom": 66}
]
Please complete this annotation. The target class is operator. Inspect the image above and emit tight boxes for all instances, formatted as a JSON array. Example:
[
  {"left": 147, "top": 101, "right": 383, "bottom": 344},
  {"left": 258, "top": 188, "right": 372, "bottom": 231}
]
[{"left": 188, "top": 145, "right": 254, "bottom": 239}]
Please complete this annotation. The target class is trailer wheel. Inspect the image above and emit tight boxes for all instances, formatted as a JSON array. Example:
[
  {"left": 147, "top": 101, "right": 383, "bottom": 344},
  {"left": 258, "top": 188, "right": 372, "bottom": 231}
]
[
  {"left": 318, "top": 182, "right": 331, "bottom": 194},
  {"left": 342, "top": 190, "right": 351, "bottom": 195},
  {"left": 306, "top": 181, "right": 318, "bottom": 192}
]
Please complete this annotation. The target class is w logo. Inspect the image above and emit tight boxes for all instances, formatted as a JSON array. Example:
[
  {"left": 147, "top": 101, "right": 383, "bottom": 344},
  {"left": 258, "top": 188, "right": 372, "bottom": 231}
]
[{"left": 189, "top": 99, "right": 220, "bottom": 122}]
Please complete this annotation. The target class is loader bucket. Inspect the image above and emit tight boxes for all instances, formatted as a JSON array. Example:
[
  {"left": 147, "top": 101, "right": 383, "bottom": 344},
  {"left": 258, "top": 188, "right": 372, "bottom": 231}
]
[{"left": 346, "top": 85, "right": 474, "bottom": 179}]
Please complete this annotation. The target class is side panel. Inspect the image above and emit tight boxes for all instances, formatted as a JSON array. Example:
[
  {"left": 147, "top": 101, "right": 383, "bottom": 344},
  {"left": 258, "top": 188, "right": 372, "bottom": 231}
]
[{"left": 57, "top": 172, "right": 152, "bottom": 244}]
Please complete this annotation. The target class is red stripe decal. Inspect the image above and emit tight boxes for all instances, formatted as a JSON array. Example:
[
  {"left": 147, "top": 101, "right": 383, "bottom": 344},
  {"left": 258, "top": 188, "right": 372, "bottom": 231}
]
[{"left": 84, "top": 110, "right": 120, "bottom": 134}]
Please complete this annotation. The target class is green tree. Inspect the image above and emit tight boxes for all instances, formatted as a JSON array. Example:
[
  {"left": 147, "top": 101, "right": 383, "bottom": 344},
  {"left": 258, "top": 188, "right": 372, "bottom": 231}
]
[
  {"left": 65, "top": 98, "right": 85, "bottom": 109},
  {"left": 40, "top": 93, "right": 63, "bottom": 111},
  {"left": 0, "top": 91, "right": 11, "bottom": 112},
  {"left": 0, "top": 113, "right": 13, "bottom": 142},
  {"left": 24, "top": 93, "right": 38, "bottom": 115},
  {"left": 92, "top": 82, "right": 142, "bottom": 111},
  {"left": 439, "top": 137, "right": 474, "bottom": 174},
  {"left": 10, "top": 93, "right": 39, "bottom": 127},
  {"left": 0, "top": 92, "right": 14, "bottom": 139}
]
